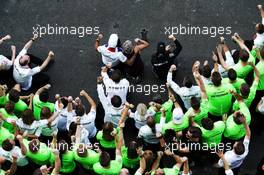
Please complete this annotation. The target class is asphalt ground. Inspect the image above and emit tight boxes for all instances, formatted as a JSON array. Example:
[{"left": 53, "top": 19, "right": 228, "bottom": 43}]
[{"left": 1, "top": 0, "right": 264, "bottom": 174}]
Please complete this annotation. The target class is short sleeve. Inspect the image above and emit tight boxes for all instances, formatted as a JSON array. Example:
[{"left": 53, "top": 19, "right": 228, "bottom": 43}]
[
  {"left": 243, "top": 137, "right": 250, "bottom": 152},
  {"left": 118, "top": 53, "right": 127, "bottom": 63},
  {"left": 115, "top": 155, "right": 122, "bottom": 164},
  {"left": 225, "top": 169, "right": 234, "bottom": 175},
  {"left": 36, "top": 119, "right": 49, "bottom": 127},
  {"left": 97, "top": 46, "right": 103, "bottom": 53},
  {"left": 29, "top": 66, "right": 41, "bottom": 76}
]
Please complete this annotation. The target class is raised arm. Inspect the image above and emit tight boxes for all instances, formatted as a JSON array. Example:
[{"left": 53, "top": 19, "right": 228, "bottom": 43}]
[
  {"left": 135, "top": 157, "right": 146, "bottom": 175},
  {"left": 16, "top": 135, "right": 27, "bottom": 156},
  {"left": 23, "top": 34, "right": 38, "bottom": 50},
  {"left": 193, "top": 61, "right": 207, "bottom": 99},
  {"left": 124, "top": 46, "right": 139, "bottom": 66},
  {"left": 216, "top": 45, "right": 229, "bottom": 71},
  {"left": 248, "top": 62, "right": 260, "bottom": 82},
  {"left": 216, "top": 151, "right": 233, "bottom": 175},
  {"left": 35, "top": 84, "right": 51, "bottom": 95},
  {"left": 232, "top": 33, "right": 250, "bottom": 53},
  {"left": 5, "top": 154, "right": 17, "bottom": 175},
  {"left": 241, "top": 115, "right": 251, "bottom": 140},
  {"left": 115, "top": 123, "right": 124, "bottom": 156},
  {"left": 11, "top": 45, "right": 16, "bottom": 64},
  {"left": 119, "top": 103, "right": 133, "bottom": 125},
  {"left": 40, "top": 51, "right": 54, "bottom": 71},
  {"left": 95, "top": 33, "right": 103, "bottom": 50},
  {"left": 134, "top": 38, "right": 149, "bottom": 50},
  {"left": 80, "top": 90, "right": 96, "bottom": 111},
  {"left": 168, "top": 34, "right": 182, "bottom": 57},
  {"left": 51, "top": 149, "right": 61, "bottom": 175},
  {"left": 167, "top": 64, "right": 181, "bottom": 93},
  {"left": 0, "top": 34, "right": 11, "bottom": 45},
  {"left": 97, "top": 76, "right": 108, "bottom": 109},
  {"left": 258, "top": 5, "right": 264, "bottom": 19},
  {"left": 47, "top": 111, "right": 61, "bottom": 124}
]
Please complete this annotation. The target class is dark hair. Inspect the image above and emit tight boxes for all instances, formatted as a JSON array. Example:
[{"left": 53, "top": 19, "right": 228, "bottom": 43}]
[
  {"left": 190, "top": 96, "right": 200, "bottom": 110},
  {"left": 163, "top": 129, "right": 175, "bottom": 144},
  {"left": 188, "top": 126, "right": 202, "bottom": 139},
  {"left": 202, "top": 65, "right": 211, "bottom": 78},
  {"left": 39, "top": 90, "right": 49, "bottom": 102},
  {"left": 111, "top": 95, "right": 122, "bottom": 108},
  {"left": 201, "top": 118, "right": 214, "bottom": 130},
  {"left": 40, "top": 107, "right": 51, "bottom": 119},
  {"left": 152, "top": 93, "right": 163, "bottom": 104},
  {"left": 110, "top": 69, "right": 122, "bottom": 83},
  {"left": 100, "top": 151, "right": 111, "bottom": 167},
  {"left": 147, "top": 116, "right": 156, "bottom": 133},
  {"left": 228, "top": 69, "right": 237, "bottom": 81},
  {"left": 240, "top": 83, "right": 250, "bottom": 97},
  {"left": 21, "top": 109, "right": 35, "bottom": 125},
  {"left": 127, "top": 141, "right": 138, "bottom": 159},
  {"left": 5, "top": 101, "right": 15, "bottom": 114},
  {"left": 256, "top": 23, "right": 264, "bottom": 34},
  {"left": 244, "top": 40, "right": 254, "bottom": 51},
  {"left": 75, "top": 104, "right": 85, "bottom": 116},
  {"left": 232, "top": 50, "right": 240, "bottom": 64},
  {"left": 69, "top": 122, "right": 77, "bottom": 136},
  {"left": 102, "top": 122, "right": 114, "bottom": 141},
  {"left": 77, "top": 145, "right": 88, "bottom": 157},
  {"left": 233, "top": 112, "right": 244, "bottom": 125},
  {"left": 234, "top": 142, "right": 245, "bottom": 155},
  {"left": 183, "top": 76, "right": 193, "bottom": 88},
  {"left": 2, "top": 139, "right": 13, "bottom": 151},
  {"left": 239, "top": 49, "right": 249, "bottom": 62},
  {"left": 60, "top": 97, "right": 68, "bottom": 109},
  {"left": 58, "top": 140, "right": 68, "bottom": 161},
  {"left": 8, "top": 89, "right": 20, "bottom": 103},
  {"left": 211, "top": 72, "right": 222, "bottom": 87},
  {"left": 29, "top": 139, "right": 40, "bottom": 153},
  {"left": 157, "top": 42, "right": 166, "bottom": 55}
]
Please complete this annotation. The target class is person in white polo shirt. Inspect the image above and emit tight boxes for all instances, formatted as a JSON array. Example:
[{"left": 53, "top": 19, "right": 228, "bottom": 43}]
[
  {"left": 13, "top": 34, "right": 54, "bottom": 91},
  {"left": 95, "top": 33, "right": 139, "bottom": 69},
  {"left": 67, "top": 90, "right": 97, "bottom": 140},
  {"left": 101, "top": 66, "right": 129, "bottom": 105},
  {"left": 217, "top": 115, "right": 251, "bottom": 175},
  {"left": 167, "top": 64, "right": 200, "bottom": 111}
]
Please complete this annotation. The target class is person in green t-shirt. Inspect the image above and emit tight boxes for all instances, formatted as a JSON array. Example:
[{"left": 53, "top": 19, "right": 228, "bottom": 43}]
[
  {"left": 34, "top": 149, "right": 61, "bottom": 175},
  {"left": 117, "top": 107, "right": 141, "bottom": 170},
  {"left": 232, "top": 63, "right": 260, "bottom": 111},
  {"left": 0, "top": 102, "right": 18, "bottom": 133},
  {"left": 93, "top": 122, "right": 124, "bottom": 175},
  {"left": 96, "top": 122, "right": 117, "bottom": 149},
  {"left": 151, "top": 150, "right": 189, "bottom": 175},
  {"left": 185, "top": 67, "right": 209, "bottom": 126},
  {"left": 74, "top": 144, "right": 100, "bottom": 170},
  {"left": 222, "top": 68, "right": 246, "bottom": 94},
  {"left": 196, "top": 118, "right": 225, "bottom": 148},
  {"left": 224, "top": 97, "right": 251, "bottom": 140},
  {"left": 219, "top": 33, "right": 256, "bottom": 80},
  {"left": 205, "top": 71, "right": 235, "bottom": 118},
  {"left": 148, "top": 93, "right": 174, "bottom": 123},
  {"left": 256, "top": 48, "right": 264, "bottom": 91},
  {"left": 33, "top": 84, "right": 55, "bottom": 120},
  {"left": 0, "top": 123, "right": 14, "bottom": 146},
  {"left": 6, "top": 85, "right": 29, "bottom": 115},
  {"left": 23, "top": 139, "right": 51, "bottom": 165},
  {"left": 50, "top": 140, "right": 76, "bottom": 174}
]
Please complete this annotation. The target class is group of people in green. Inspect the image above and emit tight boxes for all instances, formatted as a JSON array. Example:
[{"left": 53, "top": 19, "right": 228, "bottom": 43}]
[{"left": 0, "top": 4, "right": 264, "bottom": 175}]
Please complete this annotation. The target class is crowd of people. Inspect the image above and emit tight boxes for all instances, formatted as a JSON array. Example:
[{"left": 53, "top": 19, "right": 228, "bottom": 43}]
[{"left": 0, "top": 4, "right": 264, "bottom": 175}]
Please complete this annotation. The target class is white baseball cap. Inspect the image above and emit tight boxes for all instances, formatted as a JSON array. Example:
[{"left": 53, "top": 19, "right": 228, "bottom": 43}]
[
  {"left": 108, "top": 34, "right": 118, "bottom": 48},
  {"left": 172, "top": 107, "right": 184, "bottom": 124}
]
